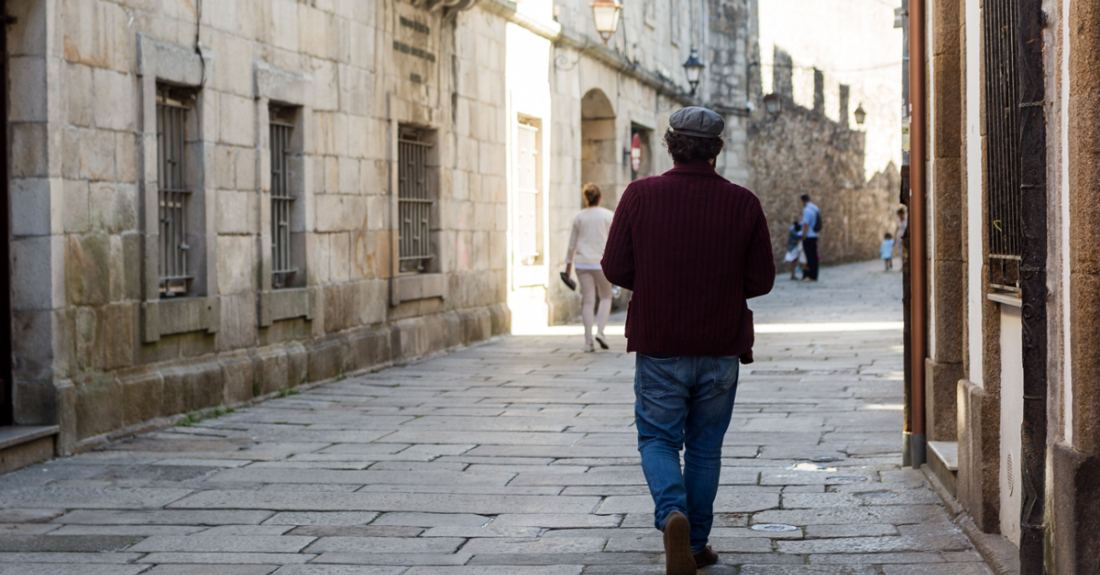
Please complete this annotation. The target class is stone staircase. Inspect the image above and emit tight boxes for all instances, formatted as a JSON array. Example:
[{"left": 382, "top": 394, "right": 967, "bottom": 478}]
[{"left": 0, "top": 426, "right": 59, "bottom": 475}]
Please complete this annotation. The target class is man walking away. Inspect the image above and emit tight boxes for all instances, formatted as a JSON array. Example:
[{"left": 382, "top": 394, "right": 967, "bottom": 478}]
[
  {"left": 602, "top": 107, "right": 775, "bottom": 575},
  {"left": 799, "top": 194, "right": 821, "bottom": 282}
]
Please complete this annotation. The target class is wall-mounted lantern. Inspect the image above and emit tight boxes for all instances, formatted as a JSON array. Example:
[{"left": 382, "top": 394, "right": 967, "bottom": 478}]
[
  {"left": 763, "top": 93, "right": 782, "bottom": 117},
  {"left": 589, "top": 0, "right": 622, "bottom": 46},
  {"left": 854, "top": 103, "right": 867, "bottom": 126},
  {"left": 683, "top": 48, "right": 705, "bottom": 95}
]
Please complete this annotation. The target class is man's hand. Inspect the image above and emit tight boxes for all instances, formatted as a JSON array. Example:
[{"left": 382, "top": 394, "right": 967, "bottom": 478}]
[{"left": 564, "top": 263, "right": 572, "bottom": 277}]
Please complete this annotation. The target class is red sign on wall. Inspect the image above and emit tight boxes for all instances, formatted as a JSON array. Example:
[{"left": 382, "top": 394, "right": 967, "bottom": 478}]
[{"left": 630, "top": 134, "right": 642, "bottom": 173}]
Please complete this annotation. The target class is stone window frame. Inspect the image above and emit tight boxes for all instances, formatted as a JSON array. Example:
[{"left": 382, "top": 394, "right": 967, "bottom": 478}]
[
  {"left": 387, "top": 94, "right": 445, "bottom": 306},
  {"left": 136, "top": 35, "right": 219, "bottom": 343},
  {"left": 254, "top": 62, "right": 315, "bottom": 327}
]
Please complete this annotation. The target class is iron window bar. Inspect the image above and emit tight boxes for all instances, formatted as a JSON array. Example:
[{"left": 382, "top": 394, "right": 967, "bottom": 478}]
[
  {"left": 270, "top": 119, "right": 297, "bottom": 288},
  {"left": 983, "top": 0, "right": 1022, "bottom": 293},
  {"left": 398, "top": 134, "right": 435, "bottom": 272},
  {"left": 156, "top": 89, "right": 193, "bottom": 297}
]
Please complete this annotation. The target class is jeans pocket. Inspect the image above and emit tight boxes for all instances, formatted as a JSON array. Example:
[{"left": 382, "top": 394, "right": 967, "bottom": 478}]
[
  {"left": 636, "top": 354, "right": 680, "bottom": 397},
  {"left": 713, "top": 355, "right": 740, "bottom": 393}
]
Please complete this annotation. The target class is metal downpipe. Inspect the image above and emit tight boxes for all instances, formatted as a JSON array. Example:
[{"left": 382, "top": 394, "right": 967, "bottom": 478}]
[{"left": 907, "top": 0, "right": 927, "bottom": 468}]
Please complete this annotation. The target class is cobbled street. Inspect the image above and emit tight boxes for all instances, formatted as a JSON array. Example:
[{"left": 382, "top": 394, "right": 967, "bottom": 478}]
[{"left": 0, "top": 261, "right": 993, "bottom": 575}]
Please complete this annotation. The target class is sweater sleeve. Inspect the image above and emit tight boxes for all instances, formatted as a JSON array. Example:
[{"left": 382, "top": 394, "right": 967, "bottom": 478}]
[
  {"left": 743, "top": 204, "right": 776, "bottom": 299},
  {"left": 565, "top": 214, "right": 580, "bottom": 265},
  {"left": 601, "top": 187, "right": 636, "bottom": 290}
]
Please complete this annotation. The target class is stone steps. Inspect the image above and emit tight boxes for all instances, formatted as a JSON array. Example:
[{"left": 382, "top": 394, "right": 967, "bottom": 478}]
[{"left": 0, "top": 425, "right": 59, "bottom": 475}]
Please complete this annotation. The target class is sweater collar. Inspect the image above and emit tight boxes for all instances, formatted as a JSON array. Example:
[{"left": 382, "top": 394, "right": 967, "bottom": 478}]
[{"left": 664, "top": 159, "right": 725, "bottom": 179}]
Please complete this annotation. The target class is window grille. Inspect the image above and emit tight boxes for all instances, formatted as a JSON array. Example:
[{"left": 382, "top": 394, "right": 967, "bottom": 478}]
[
  {"left": 156, "top": 88, "right": 192, "bottom": 297},
  {"left": 515, "top": 122, "right": 540, "bottom": 265},
  {"left": 983, "top": 0, "right": 1022, "bottom": 292},
  {"left": 270, "top": 117, "right": 296, "bottom": 288},
  {"left": 398, "top": 129, "right": 435, "bottom": 273}
]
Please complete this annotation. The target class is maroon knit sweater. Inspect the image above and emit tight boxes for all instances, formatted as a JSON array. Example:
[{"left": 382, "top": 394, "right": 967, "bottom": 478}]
[{"left": 601, "top": 160, "right": 775, "bottom": 359}]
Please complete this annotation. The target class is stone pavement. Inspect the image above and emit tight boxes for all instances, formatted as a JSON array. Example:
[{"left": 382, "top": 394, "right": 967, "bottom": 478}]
[{"left": 0, "top": 260, "right": 993, "bottom": 574}]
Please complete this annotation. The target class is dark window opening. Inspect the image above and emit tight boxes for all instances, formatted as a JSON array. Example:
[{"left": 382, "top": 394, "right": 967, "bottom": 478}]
[
  {"left": 270, "top": 106, "right": 297, "bottom": 289},
  {"left": 156, "top": 86, "right": 195, "bottom": 297},
  {"left": 983, "top": 0, "right": 1022, "bottom": 293},
  {"left": 398, "top": 127, "right": 437, "bottom": 274}
]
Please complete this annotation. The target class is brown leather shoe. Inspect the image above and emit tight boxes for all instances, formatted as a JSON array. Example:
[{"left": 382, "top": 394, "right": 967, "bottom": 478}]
[
  {"left": 694, "top": 545, "right": 718, "bottom": 568},
  {"left": 663, "top": 511, "right": 696, "bottom": 575}
]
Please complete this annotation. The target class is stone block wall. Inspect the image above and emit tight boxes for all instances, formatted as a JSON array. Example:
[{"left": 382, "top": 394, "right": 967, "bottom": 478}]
[
  {"left": 6, "top": 0, "right": 509, "bottom": 453},
  {"left": 747, "top": 96, "right": 897, "bottom": 267}
]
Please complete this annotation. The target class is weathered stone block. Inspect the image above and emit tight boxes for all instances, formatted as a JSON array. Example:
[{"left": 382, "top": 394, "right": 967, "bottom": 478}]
[
  {"left": 308, "top": 337, "right": 343, "bottom": 382},
  {"left": 115, "top": 132, "right": 137, "bottom": 183},
  {"left": 93, "top": 68, "right": 134, "bottom": 131},
  {"left": 315, "top": 195, "right": 366, "bottom": 232},
  {"left": 11, "top": 122, "right": 48, "bottom": 178},
  {"left": 271, "top": 0, "right": 300, "bottom": 52},
  {"left": 216, "top": 293, "right": 257, "bottom": 354},
  {"left": 219, "top": 94, "right": 256, "bottom": 147},
  {"left": 346, "top": 328, "right": 391, "bottom": 372},
  {"left": 220, "top": 351, "right": 255, "bottom": 404},
  {"left": 79, "top": 128, "right": 117, "bottom": 181},
  {"left": 73, "top": 371, "right": 123, "bottom": 440},
  {"left": 252, "top": 345, "right": 290, "bottom": 397},
  {"left": 216, "top": 190, "right": 258, "bottom": 235},
  {"left": 217, "top": 235, "right": 256, "bottom": 295},
  {"left": 118, "top": 365, "right": 165, "bottom": 428},
  {"left": 66, "top": 233, "right": 111, "bottom": 306},
  {"left": 11, "top": 177, "right": 54, "bottom": 237},
  {"left": 161, "top": 358, "right": 225, "bottom": 416},
  {"left": 11, "top": 310, "right": 57, "bottom": 382},
  {"left": 122, "top": 232, "right": 143, "bottom": 301},
  {"left": 9, "top": 56, "right": 47, "bottom": 123},
  {"left": 89, "top": 182, "right": 136, "bottom": 233},
  {"left": 104, "top": 302, "right": 134, "bottom": 370}
]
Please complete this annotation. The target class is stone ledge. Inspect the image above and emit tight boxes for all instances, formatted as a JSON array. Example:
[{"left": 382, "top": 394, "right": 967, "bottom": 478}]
[
  {"left": 927, "top": 440, "right": 958, "bottom": 498},
  {"left": 259, "top": 287, "right": 314, "bottom": 326},
  {"left": 142, "top": 296, "right": 220, "bottom": 342},
  {"left": 0, "top": 426, "right": 59, "bottom": 451},
  {"left": 396, "top": 273, "right": 445, "bottom": 304},
  {"left": 0, "top": 427, "right": 57, "bottom": 475}
]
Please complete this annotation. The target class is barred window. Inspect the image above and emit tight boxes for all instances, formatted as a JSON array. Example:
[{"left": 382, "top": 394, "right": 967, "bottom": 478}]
[
  {"left": 983, "top": 0, "right": 1022, "bottom": 292},
  {"left": 398, "top": 127, "right": 436, "bottom": 273},
  {"left": 270, "top": 108, "right": 297, "bottom": 289},
  {"left": 156, "top": 87, "right": 192, "bottom": 297}
]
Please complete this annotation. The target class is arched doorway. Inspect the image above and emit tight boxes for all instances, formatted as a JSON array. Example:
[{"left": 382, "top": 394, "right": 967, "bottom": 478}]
[{"left": 580, "top": 89, "right": 618, "bottom": 208}]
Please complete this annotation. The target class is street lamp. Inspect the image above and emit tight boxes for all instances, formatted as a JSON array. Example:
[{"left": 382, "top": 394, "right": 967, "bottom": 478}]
[
  {"left": 589, "top": 0, "right": 622, "bottom": 46},
  {"left": 763, "top": 93, "right": 782, "bottom": 117},
  {"left": 683, "top": 48, "right": 704, "bottom": 95},
  {"left": 853, "top": 103, "right": 867, "bottom": 126}
]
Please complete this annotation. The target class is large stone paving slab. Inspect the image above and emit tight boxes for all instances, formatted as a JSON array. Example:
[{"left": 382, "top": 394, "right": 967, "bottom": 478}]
[{"left": 0, "top": 261, "right": 993, "bottom": 572}]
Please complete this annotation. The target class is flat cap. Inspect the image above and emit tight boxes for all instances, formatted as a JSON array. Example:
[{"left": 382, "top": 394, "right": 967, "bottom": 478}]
[{"left": 669, "top": 106, "right": 724, "bottom": 138}]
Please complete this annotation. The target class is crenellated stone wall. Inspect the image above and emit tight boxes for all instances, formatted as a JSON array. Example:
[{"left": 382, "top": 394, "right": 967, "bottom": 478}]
[{"left": 747, "top": 93, "right": 897, "bottom": 267}]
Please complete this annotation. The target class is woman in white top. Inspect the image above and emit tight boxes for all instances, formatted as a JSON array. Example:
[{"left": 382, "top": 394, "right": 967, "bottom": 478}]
[{"left": 565, "top": 183, "right": 615, "bottom": 352}]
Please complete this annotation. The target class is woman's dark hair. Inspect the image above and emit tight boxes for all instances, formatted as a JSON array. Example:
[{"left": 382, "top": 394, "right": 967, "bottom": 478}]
[
  {"left": 582, "top": 183, "right": 602, "bottom": 207},
  {"left": 663, "top": 130, "right": 724, "bottom": 164}
]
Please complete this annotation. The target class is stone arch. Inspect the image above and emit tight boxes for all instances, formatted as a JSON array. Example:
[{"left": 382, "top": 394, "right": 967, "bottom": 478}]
[{"left": 580, "top": 88, "right": 619, "bottom": 208}]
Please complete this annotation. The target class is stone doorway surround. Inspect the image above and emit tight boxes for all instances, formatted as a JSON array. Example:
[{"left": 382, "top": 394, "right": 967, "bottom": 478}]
[{"left": 1, "top": 0, "right": 12, "bottom": 428}]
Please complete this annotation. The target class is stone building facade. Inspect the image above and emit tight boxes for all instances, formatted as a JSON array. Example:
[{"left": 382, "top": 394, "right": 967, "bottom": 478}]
[
  {"left": 911, "top": 0, "right": 1100, "bottom": 571},
  {"left": 1, "top": 0, "right": 765, "bottom": 459},
  {"left": 3, "top": 0, "right": 511, "bottom": 456}
]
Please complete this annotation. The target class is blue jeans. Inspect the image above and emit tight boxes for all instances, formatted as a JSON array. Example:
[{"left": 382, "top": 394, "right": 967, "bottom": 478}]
[{"left": 634, "top": 353, "right": 740, "bottom": 554}]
